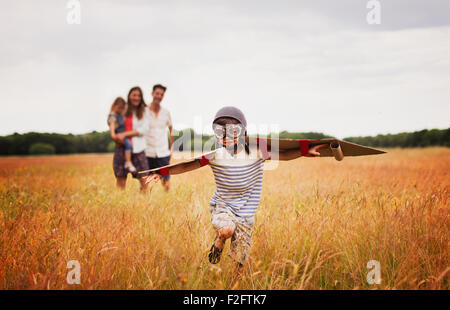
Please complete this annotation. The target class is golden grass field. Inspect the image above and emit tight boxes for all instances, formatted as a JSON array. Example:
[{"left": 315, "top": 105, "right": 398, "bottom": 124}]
[{"left": 0, "top": 148, "right": 448, "bottom": 290}]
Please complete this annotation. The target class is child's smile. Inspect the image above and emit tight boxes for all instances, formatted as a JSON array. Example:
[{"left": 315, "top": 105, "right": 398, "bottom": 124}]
[{"left": 221, "top": 136, "right": 238, "bottom": 147}]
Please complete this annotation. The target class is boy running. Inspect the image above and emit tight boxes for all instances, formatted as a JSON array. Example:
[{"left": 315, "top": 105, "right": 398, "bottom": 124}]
[{"left": 144, "top": 106, "right": 328, "bottom": 273}]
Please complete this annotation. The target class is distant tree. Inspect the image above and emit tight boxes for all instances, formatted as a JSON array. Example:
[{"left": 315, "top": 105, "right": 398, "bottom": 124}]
[
  {"left": 0, "top": 127, "right": 448, "bottom": 156},
  {"left": 29, "top": 143, "right": 56, "bottom": 155},
  {"left": 345, "top": 128, "right": 450, "bottom": 147},
  {"left": 107, "top": 141, "right": 116, "bottom": 153}
]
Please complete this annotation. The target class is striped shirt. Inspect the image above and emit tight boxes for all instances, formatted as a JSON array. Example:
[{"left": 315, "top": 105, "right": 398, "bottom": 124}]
[{"left": 209, "top": 145, "right": 265, "bottom": 218}]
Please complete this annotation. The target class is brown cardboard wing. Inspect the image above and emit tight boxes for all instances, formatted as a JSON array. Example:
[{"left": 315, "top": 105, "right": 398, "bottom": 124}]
[
  {"left": 138, "top": 138, "right": 386, "bottom": 176},
  {"left": 246, "top": 137, "right": 386, "bottom": 158}
]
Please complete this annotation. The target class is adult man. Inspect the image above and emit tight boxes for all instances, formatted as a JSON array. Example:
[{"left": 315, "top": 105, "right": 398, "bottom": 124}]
[{"left": 145, "top": 84, "right": 173, "bottom": 192}]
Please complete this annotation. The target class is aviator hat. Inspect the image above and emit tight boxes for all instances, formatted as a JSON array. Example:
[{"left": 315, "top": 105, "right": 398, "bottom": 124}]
[{"left": 212, "top": 106, "right": 247, "bottom": 129}]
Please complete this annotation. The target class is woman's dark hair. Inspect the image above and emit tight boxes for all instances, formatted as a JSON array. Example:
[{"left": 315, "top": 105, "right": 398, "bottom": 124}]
[
  {"left": 213, "top": 117, "right": 250, "bottom": 154},
  {"left": 110, "top": 97, "right": 126, "bottom": 112},
  {"left": 126, "top": 86, "right": 146, "bottom": 120}
]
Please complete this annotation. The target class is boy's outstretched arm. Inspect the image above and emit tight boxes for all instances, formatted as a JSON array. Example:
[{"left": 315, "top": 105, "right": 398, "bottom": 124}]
[
  {"left": 142, "top": 151, "right": 216, "bottom": 184},
  {"left": 144, "top": 160, "right": 202, "bottom": 184},
  {"left": 277, "top": 143, "right": 330, "bottom": 161}
]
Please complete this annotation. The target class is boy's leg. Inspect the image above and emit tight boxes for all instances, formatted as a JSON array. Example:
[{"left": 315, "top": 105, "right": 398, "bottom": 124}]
[
  {"left": 214, "top": 225, "right": 235, "bottom": 249},
  {"left": 229, "top": 217, "right": 254, "bottom": 266},
  {"left": 212, "top": 208, "right": 236, "bottom": 248},
  {"left": 209, "top": 204, "right": 236, "bottom": 263},
  {"left": 230, "top": 224, "right": 249, "bottom": 285}
]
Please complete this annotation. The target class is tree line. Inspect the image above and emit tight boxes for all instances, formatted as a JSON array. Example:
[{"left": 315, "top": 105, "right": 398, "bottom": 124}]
[
  {"left": 345, "top": 128, "right": 450, "bottom": 148},
  {"left": 0, "top": 127, "right": 448, "bottom": 155}
]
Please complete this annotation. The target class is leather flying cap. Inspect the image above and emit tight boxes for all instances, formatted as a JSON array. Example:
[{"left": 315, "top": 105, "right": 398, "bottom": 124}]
[{"left": 212, "top": 106, "right": 247, "bottom": 129}]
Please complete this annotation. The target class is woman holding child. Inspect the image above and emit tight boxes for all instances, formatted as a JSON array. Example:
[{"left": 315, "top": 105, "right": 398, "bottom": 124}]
[{"left": 108, "top": 86, "right": 149, "bottom": 190}]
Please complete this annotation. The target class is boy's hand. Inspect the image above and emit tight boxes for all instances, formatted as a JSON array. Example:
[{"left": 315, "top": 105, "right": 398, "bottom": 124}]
[
  {"left": 144, "top": 174, "right": 161, "bottom": 185},
  {"left": 308, "top": 143, "right": 330, "bottom": 157}
]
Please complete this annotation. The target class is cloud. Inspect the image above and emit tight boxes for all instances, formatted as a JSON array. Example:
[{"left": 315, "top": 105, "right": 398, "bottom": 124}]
[{"left": 0, "top": 1, "right": 449, "bottom": 137}]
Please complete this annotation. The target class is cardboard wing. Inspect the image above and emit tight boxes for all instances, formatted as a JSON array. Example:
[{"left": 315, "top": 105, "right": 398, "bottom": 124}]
[{"left": 137, "top": 138, "right": 386, "bottom": 176}]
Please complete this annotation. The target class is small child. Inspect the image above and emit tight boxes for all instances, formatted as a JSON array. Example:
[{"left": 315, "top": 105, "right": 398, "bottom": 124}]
[
  {"left": 145, "top": 106, "right": 327, "bottom": 275},
  {"left": 108, "top": 97, "right": 136, "bottom": 173}
]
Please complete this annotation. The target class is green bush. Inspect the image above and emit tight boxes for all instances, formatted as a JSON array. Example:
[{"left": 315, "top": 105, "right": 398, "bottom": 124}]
[
  {"left": 29, "top": 143, "right": 56, "bottom": 155},
  {"left": 107, "top": 141, "right": 116, "bottom": 153}
]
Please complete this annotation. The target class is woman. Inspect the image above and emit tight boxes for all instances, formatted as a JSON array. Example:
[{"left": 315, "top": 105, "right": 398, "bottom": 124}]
[{"left": 113, "top": 86, "right": 149, "bottom": 190}]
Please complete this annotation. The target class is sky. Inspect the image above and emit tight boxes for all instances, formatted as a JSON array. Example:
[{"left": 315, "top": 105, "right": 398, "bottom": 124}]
[{"left": 1, "top": 0, "right": 449, "bottom": 138}]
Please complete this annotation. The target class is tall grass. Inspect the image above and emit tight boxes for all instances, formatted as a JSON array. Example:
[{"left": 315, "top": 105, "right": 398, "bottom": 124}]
[{"left": 0, "top": 149, "right": 448, "bottom": 289}]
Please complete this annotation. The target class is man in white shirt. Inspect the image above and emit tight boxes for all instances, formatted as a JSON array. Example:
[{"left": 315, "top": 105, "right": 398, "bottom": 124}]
[{"left": 145, "top": 84, "right": 174, "bottom": 192}]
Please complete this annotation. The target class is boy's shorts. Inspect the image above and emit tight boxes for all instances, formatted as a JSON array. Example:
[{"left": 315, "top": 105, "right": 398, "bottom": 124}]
[{"left": 209, "top": 202, "right": 255, "bottom": 265}]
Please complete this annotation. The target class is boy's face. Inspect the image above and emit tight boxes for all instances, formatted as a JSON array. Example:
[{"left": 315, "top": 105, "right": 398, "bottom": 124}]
[
  {"left": 213, "top": 123, "right": 244, "bottom": 147},
  {"left": 222, "top": 136, "right": 239, "bottom": 147}
]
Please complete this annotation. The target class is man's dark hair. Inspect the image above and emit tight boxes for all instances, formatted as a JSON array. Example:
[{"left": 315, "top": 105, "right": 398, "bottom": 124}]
[{"left": 153, "top": 84, "right": 167, "bottom": 93}]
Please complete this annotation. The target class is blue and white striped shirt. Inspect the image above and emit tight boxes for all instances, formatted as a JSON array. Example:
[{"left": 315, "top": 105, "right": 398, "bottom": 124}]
[{"left": 209, "top": 146, "right": 265, "bottom": 218}]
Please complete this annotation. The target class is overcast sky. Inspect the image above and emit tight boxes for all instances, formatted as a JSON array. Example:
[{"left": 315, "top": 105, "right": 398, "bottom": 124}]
[{"left": 1, "top": 0, "right": 449, "bottom": 138}]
